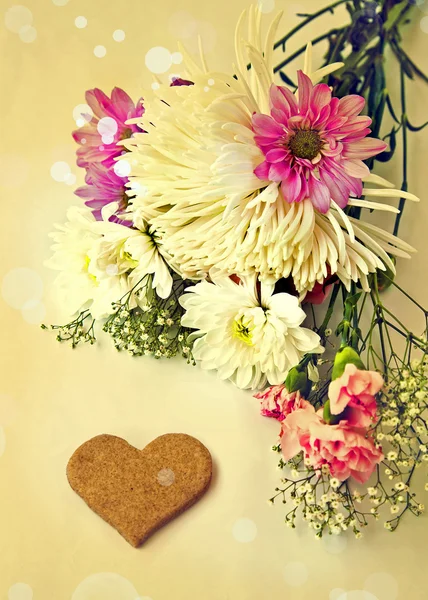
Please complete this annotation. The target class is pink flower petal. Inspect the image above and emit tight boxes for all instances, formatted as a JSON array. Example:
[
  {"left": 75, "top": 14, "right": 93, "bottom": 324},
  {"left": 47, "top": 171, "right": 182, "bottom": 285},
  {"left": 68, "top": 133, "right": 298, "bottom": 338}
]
[
  {"left": 308, "top": 175, "right": 331, "bottom": 213},
  {"left": 269, "top": 162, "right": 290, "bottom": 181},
  {"left": 254, "top": 160, "right": 270, "bottom": 180},
  {"left": 343, "top": 137, "right": 388, "bottom": 159},
  {"left": 310, "top": 83, "right": 332, "bottom": 116},
  {"left": 281, "top": 170, "right": 303, "bottom": 203},
  {"left": 111, "top": 87, "right": 136, "bottom": 121},
  {"left": 319, "top": 168, "right": 350, "bottom": 207},
  {"left": 343, "top": 159, "right": 370, "bottom": 178},
  {"left": 337, "top": 95, "right": 365, "bottom": 117},
  {"left": 297, "top": 70, "right": 313, "bottom": 114},
  {"left": 266, "top": 147, "right": 288, "bottom": 163},
  {"left": 252, "top": 113, "right": 284, "bottom": 137},
  {"left": 270, "top": 84, "right": 291, "bottom": 119}
]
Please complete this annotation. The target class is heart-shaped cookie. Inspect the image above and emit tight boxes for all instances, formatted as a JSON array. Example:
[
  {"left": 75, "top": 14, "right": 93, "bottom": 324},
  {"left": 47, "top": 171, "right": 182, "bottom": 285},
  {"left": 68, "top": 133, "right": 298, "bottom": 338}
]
[{"left": 67, "top": 433, "right": 212, "bottom": 547}]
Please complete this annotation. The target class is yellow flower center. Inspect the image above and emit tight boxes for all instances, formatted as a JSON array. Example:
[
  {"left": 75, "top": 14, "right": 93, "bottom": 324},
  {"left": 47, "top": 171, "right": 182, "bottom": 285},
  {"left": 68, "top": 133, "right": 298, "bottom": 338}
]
[
  {"left": 232, "top": 316, "right": 254, "bottom": 346},
  {"left": 288, "top": 129, "right": 323, "bottom": 160},
  {"left": 84, "top": 255, "right": 97, "bottom": 282}
]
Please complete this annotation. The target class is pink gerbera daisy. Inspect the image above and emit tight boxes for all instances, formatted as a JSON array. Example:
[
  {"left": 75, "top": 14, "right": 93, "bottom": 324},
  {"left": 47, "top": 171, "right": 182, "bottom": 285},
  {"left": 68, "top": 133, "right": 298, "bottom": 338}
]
[
  {"left": 72, "top": 87, "right": 145, "bottom": 169},
  {"left": 252, "top": 71, "right": 387, "bottom": 213},
  {"left": 75, "top": 163, "right": 132, "bottom": 226}
]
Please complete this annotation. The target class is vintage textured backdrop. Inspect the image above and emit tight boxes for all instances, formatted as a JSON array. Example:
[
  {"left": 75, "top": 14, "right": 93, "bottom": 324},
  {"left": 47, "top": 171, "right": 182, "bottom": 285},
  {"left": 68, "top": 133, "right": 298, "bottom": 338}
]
[{"left": 1, "top": 0, "right": 428, "bottom": 599}]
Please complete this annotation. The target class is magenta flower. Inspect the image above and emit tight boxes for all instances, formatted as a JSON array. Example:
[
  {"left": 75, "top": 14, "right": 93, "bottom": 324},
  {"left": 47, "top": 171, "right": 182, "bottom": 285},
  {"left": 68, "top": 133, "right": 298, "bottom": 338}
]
[
  {"left": 252, "top": 71, "right": 388, "bottom": 213},
  {"left": 75, "top": 164, "right": 132, "bottom": 226},
  {"left": 72, "top": 87, "right": 145, "bottom": 169}
]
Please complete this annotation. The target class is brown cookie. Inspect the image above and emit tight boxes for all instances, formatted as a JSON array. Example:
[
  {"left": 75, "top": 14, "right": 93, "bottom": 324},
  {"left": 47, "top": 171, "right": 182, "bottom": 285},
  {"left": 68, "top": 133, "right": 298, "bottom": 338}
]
[{"left": 66, "top": 433, "right": 212, "bottom": 547}]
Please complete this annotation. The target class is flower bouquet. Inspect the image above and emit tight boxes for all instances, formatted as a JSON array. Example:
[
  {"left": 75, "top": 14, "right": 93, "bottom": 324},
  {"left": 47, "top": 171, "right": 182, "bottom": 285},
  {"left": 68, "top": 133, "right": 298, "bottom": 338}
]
[{"left": 44, "top": 0, "right": 428, "bottom": 538}]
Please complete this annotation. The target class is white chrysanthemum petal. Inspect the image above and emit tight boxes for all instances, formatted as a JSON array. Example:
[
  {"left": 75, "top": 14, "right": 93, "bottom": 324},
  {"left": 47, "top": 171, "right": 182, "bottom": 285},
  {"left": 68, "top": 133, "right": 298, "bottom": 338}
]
[
  {"left": 347, "top": 199, "right": 400, "bottom": 213},
  {"left": 179, "top": 275, "right": 322, "bottom": 390}
]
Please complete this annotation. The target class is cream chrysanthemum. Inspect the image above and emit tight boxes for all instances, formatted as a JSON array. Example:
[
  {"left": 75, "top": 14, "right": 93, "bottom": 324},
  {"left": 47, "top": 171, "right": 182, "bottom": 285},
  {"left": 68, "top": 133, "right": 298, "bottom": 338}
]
[
  {"left": 180, "top": 275, "right": 323, "bottom": 390},
  {"left": 126, "top": 6, "right": 418, "bottom": 295}
]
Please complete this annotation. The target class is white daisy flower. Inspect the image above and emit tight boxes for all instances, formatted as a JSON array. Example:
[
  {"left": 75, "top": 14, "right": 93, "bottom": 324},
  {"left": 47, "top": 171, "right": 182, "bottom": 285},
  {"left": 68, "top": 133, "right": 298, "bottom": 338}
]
[
  {"left": 45, "top": 206, "right": 132, "bottom": 319},
  {"left": 126, "top": 6, "right": 417, "bottom": 295},
  {"left": 46, "top": 205, "right": 174, "bottom": 319},
  {"left": 179, "top": 274, "right": 323, "bottom": 390}
]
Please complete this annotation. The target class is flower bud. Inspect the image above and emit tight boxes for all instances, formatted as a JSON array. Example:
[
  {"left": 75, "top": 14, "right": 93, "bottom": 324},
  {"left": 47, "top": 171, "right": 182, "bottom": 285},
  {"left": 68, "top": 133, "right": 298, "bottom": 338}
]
[
  {"left": 376, "top": 257, "right": 396, "bottom": 292},
  {"left": 322, "top": 399, "right": 343, "bottom": 425},
  {"left": 331, "top": 346, "right": 365, "bottom": 380},
  {"left": 285, "top": 366, "right": 311, "bottom": 397}
]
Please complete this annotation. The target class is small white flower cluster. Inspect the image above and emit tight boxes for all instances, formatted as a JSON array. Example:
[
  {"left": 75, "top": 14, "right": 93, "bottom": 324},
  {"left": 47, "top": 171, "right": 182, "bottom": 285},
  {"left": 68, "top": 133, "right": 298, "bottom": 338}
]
[
  {"left": 271, "top": 453, "right": 367, "bottom": 539},
  {"left": 102, "top": 277, "right": 195, "bottom": 361},
  {"left": 42, "top": 309, "right": 96, "bottom": 348},
  {"left": 373, "top": 356, "right": 428, "bottom": 528}
]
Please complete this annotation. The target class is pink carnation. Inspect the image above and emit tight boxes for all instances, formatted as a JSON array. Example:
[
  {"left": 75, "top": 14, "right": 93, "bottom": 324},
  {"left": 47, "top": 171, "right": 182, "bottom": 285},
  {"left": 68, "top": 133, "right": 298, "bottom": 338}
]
[
  {"left": 329, "top": 363, "right": 384, "bottom": 428},
  {"left": 299, "top": 420, "right": 384, "bottom": 484},
  {"left": 280, "top": 407, "right": 384, "bottom": 484},
  {"left": 255, "top": 385, "right": 307, "bottom": 421}
]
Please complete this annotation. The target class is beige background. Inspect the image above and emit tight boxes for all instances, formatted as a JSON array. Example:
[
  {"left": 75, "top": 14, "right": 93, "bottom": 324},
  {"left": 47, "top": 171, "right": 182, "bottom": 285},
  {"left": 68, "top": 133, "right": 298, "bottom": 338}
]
[{"left": 1, "top": 0, "right": 428, "bottom": 599}]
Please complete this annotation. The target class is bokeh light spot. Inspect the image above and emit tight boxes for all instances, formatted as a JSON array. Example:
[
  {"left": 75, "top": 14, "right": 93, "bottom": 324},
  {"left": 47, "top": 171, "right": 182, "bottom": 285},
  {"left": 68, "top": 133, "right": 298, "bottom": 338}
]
[
  {"left": 364, "top": 573, "right": 398, "bottom": 600},
  {"left": 157, "top": 468, "right": 175, "bottom": 486},
  {"left": 145, "top": 46, "right": 172, "bottom": 74},
  {"left": 18, "top": 24, "right": 37, "bottom": 43},
  {"left": 71, "top": 573, "right": 140, "bottom": 600},
  {"left": 113, "top": 29, "right": 125, "bottom": 42},
  {"left": 232, "top": 518, "right": 257, "bottom": 543},
  {"left": 283, "top": 562, "right": 309, "bottom": 587},
  {"left": 5, "top": 5, "right": 32, "bottom": 33},
  {"left": 22, "top": 300, "right": 46, "bottom": 325},
  {"left": 2, "top": 268, "right": 43, "bottom": 310},
  {"left": 8, "top": 583, "right": 33, "bottom": 600},
  {"left": 50, "top": 161, "right": 71, "bottom": 182},
  {"left": 75, "top": 16, "right": 87, "bottom": 29},
  {"left": 94, "top": 45, "right": 107, "bottom": 58},
  {"left": 113, "top": 159, "right": 131, "bottom": 178}
]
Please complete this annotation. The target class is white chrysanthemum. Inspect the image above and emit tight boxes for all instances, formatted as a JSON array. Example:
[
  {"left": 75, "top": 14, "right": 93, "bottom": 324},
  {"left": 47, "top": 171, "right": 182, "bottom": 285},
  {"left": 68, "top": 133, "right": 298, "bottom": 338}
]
[
  {"left": 46, "top": 206, "right": 174, "bottom": 319},
  {"left": 91, "top": 211, "right": 174, "bottom": 299},
  {"left": 179, "top": 275, "right": 323, "bottom": 390},
  {"left": 126, "top": 6, "right": 418, "bottom": 295},
  {"left": 45, "top": 206, "right": 132, "bottom": 318}
]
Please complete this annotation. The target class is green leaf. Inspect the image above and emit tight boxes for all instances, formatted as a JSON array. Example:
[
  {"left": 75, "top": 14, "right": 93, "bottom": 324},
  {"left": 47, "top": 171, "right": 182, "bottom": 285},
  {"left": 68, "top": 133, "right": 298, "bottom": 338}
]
[
  {"left": 384, "top": 1, "right": 408, "bottom": 32},
  {"left": 345, "top": 292, "right": 362, "bottom": 309}
]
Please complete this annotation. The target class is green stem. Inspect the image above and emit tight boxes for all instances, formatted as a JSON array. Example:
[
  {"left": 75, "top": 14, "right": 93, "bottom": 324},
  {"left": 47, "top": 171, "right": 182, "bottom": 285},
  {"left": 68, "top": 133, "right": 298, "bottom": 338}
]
[
  {"left": 393, "top": 66, "right": 408, "bottom": 236},
  {"left": 274, "top": 29, "right": 345, "bottom": 74},
  {"left": 318, "top": 282, "right": 341, "bottom": 337},
  {"left": 273, "top": 0, "right": 349, "bottom": 51}
]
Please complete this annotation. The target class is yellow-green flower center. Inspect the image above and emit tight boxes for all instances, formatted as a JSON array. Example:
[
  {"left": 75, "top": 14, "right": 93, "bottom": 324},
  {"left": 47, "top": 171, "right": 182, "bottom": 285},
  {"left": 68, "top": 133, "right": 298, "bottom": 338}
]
[
  {"left": 84, "top": 255, "right": 97, "bottom": 282},
  {"left": 232, "top": 316, "right": 254, "bottom": 346},
  {"left": 288, "top": 129, "right": 322, "bottom": 160}
]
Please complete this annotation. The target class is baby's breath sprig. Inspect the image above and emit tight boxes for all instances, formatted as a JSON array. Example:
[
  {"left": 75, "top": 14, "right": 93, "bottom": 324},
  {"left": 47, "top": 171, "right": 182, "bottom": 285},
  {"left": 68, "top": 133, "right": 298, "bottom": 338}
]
[
  {"left": 41, "top": 310, "right": 96, "bottom": 348},
  {"left": 103, "top": 273, "right": 195, "bottom": 362},
  {"left": 269, "top": 450, "right": 377, "bottom": 539}
]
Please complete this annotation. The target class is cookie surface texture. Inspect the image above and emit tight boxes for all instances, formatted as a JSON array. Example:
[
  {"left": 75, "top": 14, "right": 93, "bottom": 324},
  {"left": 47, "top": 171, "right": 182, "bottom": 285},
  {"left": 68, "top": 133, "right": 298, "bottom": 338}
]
[{"left": 66, "top": 433, "right": 212, "bottom": 547}]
